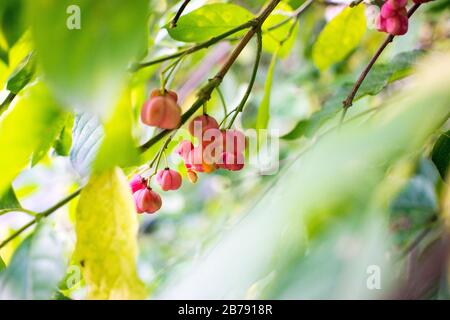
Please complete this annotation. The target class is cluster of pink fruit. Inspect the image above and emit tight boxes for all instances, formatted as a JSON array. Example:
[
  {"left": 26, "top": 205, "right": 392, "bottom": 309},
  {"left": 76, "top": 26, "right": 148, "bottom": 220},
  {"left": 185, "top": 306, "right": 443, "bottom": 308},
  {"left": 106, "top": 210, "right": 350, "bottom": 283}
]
[
  {"left": 176, "top": 114, "right": 246, "bottom": 180},
  {"left": 130, "top": 89, "right": 246, "bottom": 214},
  {"left": 376, "top": 0, "right": 431, "bottom": 36}
]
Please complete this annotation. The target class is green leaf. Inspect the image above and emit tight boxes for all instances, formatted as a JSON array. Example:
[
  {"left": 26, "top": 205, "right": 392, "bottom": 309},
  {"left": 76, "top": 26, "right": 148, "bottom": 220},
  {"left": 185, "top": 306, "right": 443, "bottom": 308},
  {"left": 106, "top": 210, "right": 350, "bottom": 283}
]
[
  {"left": 28, "top": 0, "right": 149, "bottom": 113},
  {"left": 0, "top": 186, "right": 20, "bottom": 209},
  {"left": 356, "top": 50, "right": 424, "bottom": 99},
  {"left": 262, "top": 3, "right": 299, "bottom": 58},
  {"left": 74, "top": 168, "right": 146, "bottom": 299},
  {"left": 0, "top": 256, "right": 5, "bottom": 271},
  {"left": 256, "top": 50, "right": 278, "bottom": 130},
  {"left": 281, "top": 85, "right": 349, "bottom": 140},
  {"left": 0, "top": 82, "right": 66, "bottom": 195},
  {"left": 312, "top": 6, "right": 366, "bottom": 71},
  {"left": 0, "top": 222, "right": 66, "bottom": 299},
  {"left": 93, "top": 89, "right": 140, "bottom": 172},
  {"left": 0, "top": 0, "right": 26, "bottom": 48},
  {"left": 53, "top": 114, "right": 74, "bottom": 157},
  {"left": 167, "top": 3, "right": 254, "bottom": 43},
  {"left": 6, "top": 53, "right": 35, "bottom": 94},
  {"left": 431, "top": 130, "right": 450, "bottom": 180},
  {"left": 70, "top": 113, "right": 103, "bottom": 178},
  {"left": 31, "top": 112, "right": 69, "bottom": 166}
]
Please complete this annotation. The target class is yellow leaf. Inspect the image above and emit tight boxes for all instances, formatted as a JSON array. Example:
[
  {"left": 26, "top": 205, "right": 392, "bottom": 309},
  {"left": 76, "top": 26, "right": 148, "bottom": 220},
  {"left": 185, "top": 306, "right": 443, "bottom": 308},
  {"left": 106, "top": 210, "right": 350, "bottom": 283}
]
[
  {"left": 312, "top": 6, "right": 366, "bottom": 71},
  {"left": 74, "top": 167, "right": 146, "bottom": 299}
]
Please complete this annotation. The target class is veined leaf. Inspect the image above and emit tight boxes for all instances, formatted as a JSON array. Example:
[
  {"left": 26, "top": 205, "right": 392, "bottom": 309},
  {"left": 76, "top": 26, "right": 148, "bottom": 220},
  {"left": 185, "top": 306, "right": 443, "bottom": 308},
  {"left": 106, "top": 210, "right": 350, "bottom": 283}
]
[
  {"left": 167, "top": 3, "right": 254, "bottom": 43},
  {"left": 28, "top": 0, "right": 149, "bottom": 114},
  {"left": 256, "top": 49, "right": 278, "bottom": 131},
  {"left": 70, "top": 113, "right": 104, "bottom": 179},
  {"left": 0, "top": 222, "right": 66, "bottom": 299},
  {"left": 312, "top": 6, "right": 366, "bottom": 71},
  {"left": 74, "top": 168, "right": 146, "bottom": 299},
  {"left": 0, "top": 82, "right": 66, "bottom": 195}
]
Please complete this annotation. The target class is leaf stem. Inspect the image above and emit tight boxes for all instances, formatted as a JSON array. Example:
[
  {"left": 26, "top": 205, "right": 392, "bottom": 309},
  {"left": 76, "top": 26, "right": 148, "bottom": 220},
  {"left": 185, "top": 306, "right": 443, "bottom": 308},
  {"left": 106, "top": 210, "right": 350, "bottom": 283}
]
[
  {"left": 227, "top": 30, "right": 263, "bottom": 129},
  {"left": 0, "top": 208, "right": 37, "bottom": 217},
  {"left": 0, "top": 189, "right": 81, "bottom": 249},
  {"left": 131, "top": 20, "right": 257, "bottom": 72}
]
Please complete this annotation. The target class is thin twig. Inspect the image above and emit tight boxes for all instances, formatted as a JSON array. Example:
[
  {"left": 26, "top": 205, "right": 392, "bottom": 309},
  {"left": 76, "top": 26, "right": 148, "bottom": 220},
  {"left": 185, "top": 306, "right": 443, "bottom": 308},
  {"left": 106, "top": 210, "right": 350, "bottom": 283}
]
[
  {"left": 131, "top": 20, "right": 256, "bottom": 71},
  {"left": 267, "top": 0, "right": 314, "bottom": 32},
  {"left": 170, "top": 0, "right": 191, "bottom": 28},
  {"left": 341, "top": 3, "right": 421, "bottom": 118},
  {"left": 0, "top": 92, "right": 17, "bottom": 115},
  {"left": 349, "top": 0, "right": 364, "bottom": 7},
  {"left": 0, "top": 189, "right": 81, "bottom": 249},
  {"left": 227, "top": 30, "right": 263, "bottom": 129},
  {"left": 215, "top": 87, "right": 228, "bottom": 118}
]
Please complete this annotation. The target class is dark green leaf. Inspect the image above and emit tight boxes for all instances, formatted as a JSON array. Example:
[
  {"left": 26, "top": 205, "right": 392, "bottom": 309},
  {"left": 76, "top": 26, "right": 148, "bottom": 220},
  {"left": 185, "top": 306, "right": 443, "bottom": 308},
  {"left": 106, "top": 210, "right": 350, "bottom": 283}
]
[
  {"left": 0, "top": 0, "right": 26, "bottom": 48},
  {"left": 0, "top": 222, "right": 66, "bottom": 299},
  {"left": 431, "top": 130, "right": 450, "bottom": 180},
  {"left": 0, "top": 185, "right": 20, "bottom": 209}
]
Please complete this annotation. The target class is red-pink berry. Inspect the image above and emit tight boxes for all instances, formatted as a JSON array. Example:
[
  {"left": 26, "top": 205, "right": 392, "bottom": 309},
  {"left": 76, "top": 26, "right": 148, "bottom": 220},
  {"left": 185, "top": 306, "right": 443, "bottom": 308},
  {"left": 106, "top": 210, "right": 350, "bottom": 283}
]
[
  {"left": 175, "top": 140, "right": 194, "bottom": 159},
  {"left": 188, "top": 114, "right": 219, "bottom": 138},
  {"left": 386, "top": 15, "right": 408, "bottom": 35},
  {"left": 134, "top": 188, "right": 162, "bottom": 214},
  {"left": 156, "top": 168, "right": 182, "bottom": 191},
  {"left": 141, "top": 95, "right": 181, "bottom": 129},
  {"left": 387, "top": 0, "right": 407, "bottom": 9},
  {"left": 380, "top": 2, "right": 396, "bottom": 18},
  {"left": 217, "top": 152, "right": 245, "bottom": 171},
  {"left": 130, "top": 174, "right": 147, "bottom": 193}
]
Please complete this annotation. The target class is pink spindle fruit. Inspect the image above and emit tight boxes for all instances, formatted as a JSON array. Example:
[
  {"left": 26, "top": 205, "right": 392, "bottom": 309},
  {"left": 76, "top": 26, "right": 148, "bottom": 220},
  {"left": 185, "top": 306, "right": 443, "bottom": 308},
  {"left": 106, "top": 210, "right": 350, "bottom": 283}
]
[
  {"left": 141, "top": 95, "right": 181, "bottom": 129},
  {"left": 129, "top": 174, "right": 147, "bottom": 193},
  {"left": 156, "top": 169, "right": 183, "bottom": 191},
  {"left": 133, "top": 188, "right": 162, "bottom": 214}
]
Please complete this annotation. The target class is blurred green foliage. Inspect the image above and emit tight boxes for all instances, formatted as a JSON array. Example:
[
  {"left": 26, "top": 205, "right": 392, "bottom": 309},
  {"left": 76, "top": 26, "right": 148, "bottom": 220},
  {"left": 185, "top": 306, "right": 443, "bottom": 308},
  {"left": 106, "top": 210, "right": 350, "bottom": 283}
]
[{"left": 0, "top": 0, "right": 449, "bottom": 300}]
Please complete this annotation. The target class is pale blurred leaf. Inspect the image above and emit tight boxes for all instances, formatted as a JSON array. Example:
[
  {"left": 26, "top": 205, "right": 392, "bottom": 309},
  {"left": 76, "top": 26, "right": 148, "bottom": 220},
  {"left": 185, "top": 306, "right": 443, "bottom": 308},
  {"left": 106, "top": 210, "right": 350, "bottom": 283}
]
[
  {"left": 28, "top": 0, "right": 149, "bottom": 113},
  {"left": 0, "top": 82, "right": 66, "bottom": 195},
  {"left": 0, "top": 222, "right": 66, "bottom": 299},
  {"left": 74, "top": 168, "right": 146, "bottom": 299}
]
